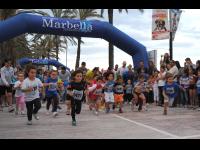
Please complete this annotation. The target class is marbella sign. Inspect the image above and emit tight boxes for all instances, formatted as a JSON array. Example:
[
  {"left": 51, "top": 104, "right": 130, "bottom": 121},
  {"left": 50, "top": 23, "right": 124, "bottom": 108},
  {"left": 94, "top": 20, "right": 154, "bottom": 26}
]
[
  {"left": 31, "top": 59, "right": 49, "bottom": 65},
  {"left": 42, "top": 17, "right": 93, "bottom": 33}
]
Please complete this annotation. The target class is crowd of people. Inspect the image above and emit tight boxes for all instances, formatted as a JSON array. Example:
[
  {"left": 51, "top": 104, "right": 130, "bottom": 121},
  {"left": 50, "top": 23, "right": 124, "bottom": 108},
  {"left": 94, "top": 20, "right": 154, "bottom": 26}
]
[{"left": 0, "top": 53, "right": 200, "bottom": 126}]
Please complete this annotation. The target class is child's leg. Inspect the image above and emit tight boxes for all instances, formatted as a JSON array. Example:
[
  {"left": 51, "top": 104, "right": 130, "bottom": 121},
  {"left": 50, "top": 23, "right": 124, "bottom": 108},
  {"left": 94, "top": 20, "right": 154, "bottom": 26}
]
[
  {"left": 15, "top": 97, "right": 20, "bottom": 113},
  {"left": 189, "top": 89, "right": 193, "bottom": 107},
  {"left": 52, "top": 95, "right": 59, "bottom": 112},
  {"left": 71, "top": 99, "right": 76, "bottom": 121},
  {"left": 33, "top": 98, "right": 41, "bottom": 115},
  {"left": 192, "top": 89, "right": 196, "bottom": 106},
  {"left": 169, "top": 97, "right": 174, "bottom": 107},
  {"left": 95, "top": 99, "right": 100, "bottom": 112},
  {"left": 18, "top": 96, "right": 25, "bottom": 112},
  {"left": 26, "top": 101, "right": 33, "bottom": 121},
  {"left": 75, "top": 100, "right": 82, "bottom": 114},
  {"left": 139, "top": 93, "right": 145, "bottom": 111},
  {"left": 46, "top": 97, "right": 52, "bottom": 111}
]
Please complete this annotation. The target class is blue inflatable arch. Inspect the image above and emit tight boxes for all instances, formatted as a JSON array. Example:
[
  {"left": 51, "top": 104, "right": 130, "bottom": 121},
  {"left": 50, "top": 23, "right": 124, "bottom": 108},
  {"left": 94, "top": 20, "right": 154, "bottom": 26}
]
[
  {"left": 18, "top": 57, "right": 70, "bottom": 71},
  {"left": 0, "top": 13, "right": 148, "bottom": 68}
]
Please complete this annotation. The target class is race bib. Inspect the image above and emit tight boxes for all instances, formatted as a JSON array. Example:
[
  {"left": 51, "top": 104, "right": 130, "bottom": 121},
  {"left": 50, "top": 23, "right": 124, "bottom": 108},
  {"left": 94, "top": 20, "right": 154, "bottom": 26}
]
[
  {"left": 73, "top": 89, "right": 83, "bottom": 100},
  {"left": 49, "top": 83, "right": 57, "bottom": 91}
]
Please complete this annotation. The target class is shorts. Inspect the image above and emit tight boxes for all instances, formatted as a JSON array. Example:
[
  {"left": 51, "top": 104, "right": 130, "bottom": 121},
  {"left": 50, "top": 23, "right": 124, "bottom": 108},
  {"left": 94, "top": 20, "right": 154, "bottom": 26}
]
[
  {"left": 114, "top": 94, "right": 124, "bottom": 103},
  {"left": 189, "top": 84, "right": 196, "bottom": 89},
  {"left": 104, "top": 92, "right": 114, "bottom": 103},
  {"left": 0, "top": 85, "right": 13, "bottom": 96}
]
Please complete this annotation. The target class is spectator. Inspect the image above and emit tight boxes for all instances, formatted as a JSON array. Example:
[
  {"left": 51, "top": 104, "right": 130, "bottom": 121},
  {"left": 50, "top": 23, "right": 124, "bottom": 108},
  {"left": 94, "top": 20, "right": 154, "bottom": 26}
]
[
  {"left": 160, "top": 53, "right": 170, "bottom": 67},
  {"left": 117, "top": 61, "right": 128, "bottom": 77},
  {"left": 123, "top": 64, "right": 135, "bottom": 84},
  {"left": 148, "top": 61, "right": 157, "bottom": 76},
  {"left": 58, "top": 66, "right": 71, "bottom": 83},
  {"left": 137, "top": 60, "right": 149, "bottom": 81},
  {"left": 77, "top": 62, "right": 88, "bottom": 75},
  {"left": 184, "top": 58, "right": 196, "bottom": 70},
  {"left": 195, "top": 60, "right": 200, "bottom": 75},
  {"left": 167, "top": 60, "right": 179, "bottom": 82},
  {"left": 113, "top": 64, "right": 119, "bottom": 81}
]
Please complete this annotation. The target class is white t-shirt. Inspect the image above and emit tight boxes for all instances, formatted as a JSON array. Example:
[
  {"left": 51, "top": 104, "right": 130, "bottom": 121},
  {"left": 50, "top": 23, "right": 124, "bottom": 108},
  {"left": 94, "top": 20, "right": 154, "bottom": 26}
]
[
  {"left": 21, "top": 78, "right": 43, "bottom": 102},
  {"left": 158, "top": 72, "right": 166, "bottom": 87},
  {"left": 117, "top": 67, "right": 128, "bottom": 76},
  {"left": 14, "top": 81, "right": 24, "bottom": 97},
  {"left": 168, "top": 66, "right": 179, "bottom": 81}
]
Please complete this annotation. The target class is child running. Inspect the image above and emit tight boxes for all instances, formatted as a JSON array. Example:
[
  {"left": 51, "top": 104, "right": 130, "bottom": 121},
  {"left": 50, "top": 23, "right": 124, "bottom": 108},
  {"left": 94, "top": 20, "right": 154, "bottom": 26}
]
[
  {"left": 43, "top": 70, "right": 59, "bottom": 117},
  {"left": 196, "top": 70, "right": 200, "bottom": 111},
  {"left": 67, "top": 70, "right": 86, "bottom": 126},
  {"left": 21, "top": 65, "right": 43, "bottom": 125},
  {"left": 113, "top": 75, "right": 124, "bottom": 113},
  {"left": 13, "top": 72, "right": 25, "bottom": 115},
  {"left": 163, "top": 73, "right": 179, "bottom": 115},
  {"left": 124, "top": 79, "right": 133, "bottom": 105},
  {"left": 103, "top": 72, "right": 115, "bottom": 113}
]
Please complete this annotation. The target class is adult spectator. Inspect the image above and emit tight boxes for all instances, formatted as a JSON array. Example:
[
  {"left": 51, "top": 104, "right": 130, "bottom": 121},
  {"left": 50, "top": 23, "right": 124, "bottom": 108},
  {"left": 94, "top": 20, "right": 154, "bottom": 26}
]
[
  {"left": 167, "top": 60, "right": 179, "bottom": 82},
  {"left": 148, "top": 61, "right": 157, "bottom": 76},
  {"left": 137, "top": 60, "right": 149, "bottom": 81},
  {"left": 58, "top": 66, "right": 71, "bottom": 82},
  {"left": 184, "top": 58, "right": 196, "bottom": 70},
  {"left": 195, "top": 60, "right": 200, "bottom": 75},
  {"left": 77, "top": 62, "right": 88, "bottom": 75},
  {"left": 123, "top": 64, "right": 135, "bottom": 84},
  {"left": 0, "top": 59, "right": 15, "bottom": 112},
  {"left": 160, "top": 53, "right": 170, "bottom": 67},
  {"left": 113, "top": 64, "right": 119, "bottom": 80},
  {"left": 117, "top": 61, "right": 128, "bottom": 77}
]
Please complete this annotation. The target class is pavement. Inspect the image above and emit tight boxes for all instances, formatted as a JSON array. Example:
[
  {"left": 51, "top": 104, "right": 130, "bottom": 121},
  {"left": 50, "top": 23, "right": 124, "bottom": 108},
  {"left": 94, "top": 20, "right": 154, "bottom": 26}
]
[{"left": 1, "top": 103, "right": 200, "bottom": 139}]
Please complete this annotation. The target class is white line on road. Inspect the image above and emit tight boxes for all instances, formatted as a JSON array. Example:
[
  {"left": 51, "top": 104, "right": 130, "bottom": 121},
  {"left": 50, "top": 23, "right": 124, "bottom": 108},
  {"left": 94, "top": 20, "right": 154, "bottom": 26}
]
[
  {"left": 113, "top": 114, "right": 180, "bottom": 138},
  {"left": 180, "top": 134, "right": 200, "bottom": 139}
]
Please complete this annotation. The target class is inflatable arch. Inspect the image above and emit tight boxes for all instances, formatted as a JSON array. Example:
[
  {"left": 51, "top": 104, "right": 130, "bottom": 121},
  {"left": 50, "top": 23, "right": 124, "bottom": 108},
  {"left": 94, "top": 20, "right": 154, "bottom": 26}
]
[
  {"left": 18, "top": 57, "right": 70, "bottom": 71},
  {"left": 0, "top": 13, "right": 148, "bottom": 68}
]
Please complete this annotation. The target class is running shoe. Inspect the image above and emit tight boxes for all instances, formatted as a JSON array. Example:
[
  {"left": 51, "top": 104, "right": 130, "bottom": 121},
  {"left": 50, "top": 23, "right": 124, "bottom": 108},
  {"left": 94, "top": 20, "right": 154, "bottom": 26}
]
[
  {"left": 72, "top": 120, "right": 76, "bottom": 126},
  {"left": 53, "top": 112, "right": 58, "bottom": 117},
  {"left": 46, "top": 110, "right": 50, "bottom": 115},
  {"left": 95, "top": 111, "right": 99, "bottom": 116},
  {"left": 33, "top": 114, "right": 39, "bottom": 120},
  {"left": 27, "top": 120, "right": 32, "bottom": 125},
  {"left": 8, "top": 106, "right": 14, "bottom": 112},
  {"left": 21, "top": 111, "right": 26, "bottom": 115}
]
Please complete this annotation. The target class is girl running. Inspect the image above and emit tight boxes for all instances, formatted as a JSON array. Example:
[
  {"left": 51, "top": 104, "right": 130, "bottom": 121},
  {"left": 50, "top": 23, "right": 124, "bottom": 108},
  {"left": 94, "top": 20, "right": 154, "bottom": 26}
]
[
  {"left": 13, "top": 72, "right": 25, "bottom": 115},
  {"left": 124, "top": 79, "right": 133, "bottom": 105}
]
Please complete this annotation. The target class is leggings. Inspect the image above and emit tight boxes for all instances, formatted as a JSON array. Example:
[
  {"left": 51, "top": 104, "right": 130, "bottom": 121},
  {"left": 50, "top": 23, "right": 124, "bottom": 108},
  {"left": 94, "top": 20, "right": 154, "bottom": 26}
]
[
  {"left": 158, "top": 86, "right": 164, "bottom": 105},
  {"left": 15, "top": 96, "right": 25, "bottom": 111},
  {"left": 26, "top": 98, "right": 41, "bottom": 121},
  {"left": 71, "top": 98, "right": 82, "bottom": 121}
]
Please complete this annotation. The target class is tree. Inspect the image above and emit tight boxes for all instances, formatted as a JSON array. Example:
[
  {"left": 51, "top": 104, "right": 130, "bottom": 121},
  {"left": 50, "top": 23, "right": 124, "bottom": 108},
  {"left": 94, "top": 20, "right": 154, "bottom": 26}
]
[
  {"left": 73, "top": 9, "right": 102, "bottom": 70},
  {"left": 100, "top": 9, "right": 143, "bottom": 68}
]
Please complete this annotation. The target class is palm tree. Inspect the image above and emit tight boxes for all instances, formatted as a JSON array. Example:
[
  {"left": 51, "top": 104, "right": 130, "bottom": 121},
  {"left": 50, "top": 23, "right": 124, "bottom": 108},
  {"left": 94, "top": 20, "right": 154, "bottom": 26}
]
[
  {"left": 73, "top": 9, "right": 102, "bottom": 70},
  {"left": 100, "top": 9, "right": 143, "bottom": 68}
]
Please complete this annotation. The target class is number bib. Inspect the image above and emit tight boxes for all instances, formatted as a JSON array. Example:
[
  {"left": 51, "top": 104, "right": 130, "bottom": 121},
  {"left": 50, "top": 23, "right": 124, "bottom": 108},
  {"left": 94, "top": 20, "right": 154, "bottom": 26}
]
[{"left": 73, "top": 89, "right": 83, "bottom": 100}]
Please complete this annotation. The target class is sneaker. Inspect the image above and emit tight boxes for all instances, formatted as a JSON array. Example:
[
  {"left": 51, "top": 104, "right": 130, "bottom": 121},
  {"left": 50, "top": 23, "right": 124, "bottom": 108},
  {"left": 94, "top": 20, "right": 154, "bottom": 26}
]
[
  {"left": 105, "top": 108, "right": 110, "bottom": 114},
  {"left": 53, "top": 112, "right": 58, "bottom": 117},
  {"left": 8, "top": 106, "right": 14, "bottom": 112},
  {"left": 46, "top": 110, "right": 50, "bottom": 115},
  {"left": 15, "top": 111, "right": 18, "bottom": 115},
  {"left": 163, "top": 110, "right": 167, "bottom": 115},
  {"left": 20, "top": 111, "right": 26, "bottom": 115},
  {"left": 95, "top": 111, "right": 99, "bottom": 116},
  {"left": 27, "top": 120, "right": 32, "bottom": 125},
  {"left": 72, "top": 120, "right": 76, "bottom": 126},
  {"left": 119, "top": 109, "right": 123, "bottom": 113},
  {"left": 33, "top": 114, "right": 39, "bottom": 120},
  {"left": 198, "top": 108, "right": 200, "bottom": 111},
  {"left": 66, "top": 110, "right": 70, "bottom": 115}
]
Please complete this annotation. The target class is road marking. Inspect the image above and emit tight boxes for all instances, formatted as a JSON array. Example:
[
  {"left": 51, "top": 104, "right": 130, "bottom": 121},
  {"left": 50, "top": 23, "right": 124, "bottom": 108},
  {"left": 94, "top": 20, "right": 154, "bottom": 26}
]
[
  {"left": 180, "top": 134, "right": 200, "bottom": 139},
  {"left": 113, "top": 114, "right": 180, "bottom": 138}
]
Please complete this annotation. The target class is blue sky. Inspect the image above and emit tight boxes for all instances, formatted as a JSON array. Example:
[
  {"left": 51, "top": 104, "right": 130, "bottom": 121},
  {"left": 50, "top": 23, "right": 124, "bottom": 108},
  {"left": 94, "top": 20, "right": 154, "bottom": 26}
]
[{"left": 41, "top": 9, "right": 200, "bottom": 70}]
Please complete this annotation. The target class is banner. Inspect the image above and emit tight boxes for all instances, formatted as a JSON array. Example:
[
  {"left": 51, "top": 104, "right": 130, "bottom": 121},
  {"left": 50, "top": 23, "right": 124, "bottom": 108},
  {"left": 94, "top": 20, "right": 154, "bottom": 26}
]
[
  {"left": 152, "top": 9, "right": 170, "bottom": 40},
  {"left": 147, "top": 50, "right": 157, "bottom": 67},
  {"left": 170, "top": 9, "right": 182, "bottom": 41}
]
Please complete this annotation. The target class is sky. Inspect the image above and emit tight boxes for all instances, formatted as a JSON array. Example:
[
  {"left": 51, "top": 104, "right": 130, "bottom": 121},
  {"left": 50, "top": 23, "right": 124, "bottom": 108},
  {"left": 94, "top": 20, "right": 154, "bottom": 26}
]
[{"left": 42, "top": 9, "right": 200, "bottom": 70}]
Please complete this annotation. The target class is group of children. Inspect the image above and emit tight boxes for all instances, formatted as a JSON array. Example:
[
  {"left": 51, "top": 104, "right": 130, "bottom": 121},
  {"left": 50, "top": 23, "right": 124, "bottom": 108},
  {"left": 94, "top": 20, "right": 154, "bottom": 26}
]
[{"left": 1, "top": 63, "right": 200, "bottom": 126}]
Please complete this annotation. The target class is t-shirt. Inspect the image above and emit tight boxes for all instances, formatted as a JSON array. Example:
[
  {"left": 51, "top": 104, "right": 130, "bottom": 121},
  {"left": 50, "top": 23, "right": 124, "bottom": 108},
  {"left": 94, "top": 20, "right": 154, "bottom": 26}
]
[
  {"left": 125, "top": 84, "right": 133, "bottom": 94},
  {"left": 135, "top": 82, "right": 146, "bottom": 93},
  {"left": 58, "top": 70, "right": 71, "bottom": 82},
  {"left": 179, "top": 75, "right": 189, "bottom": 89},
  {"left": 45, "top": 77, "right": 58, "bottom": 97},
  {"left": 0, "top": 66, "right": 15, "bottom": 85},
  {"left": 21, "top": 77, "right": 43, "bottom": 102},
  {"left": 168, "top": 66, "right": 179, "bottom": 81},
  {"left": 196, "top": 78, "right": 200, "bottom": 94},
  {"left": 104, "top": 81, "right": 115, "bottom": 93},
  {"left": 114, "top": 82, "right": 124, "bottom": 94},
  {"left": 95, "top": 84, "right": 103, "bottom": 95},
  {"left": 68, "top": 81, "right": 86, "bottom": 101},
  {"left": 158, "top": 72, "right": 166, "bottom": 87},
  {"left": 117, "top": 67, "right": 128, "bottom": 76},
  {"left": 14, "top": 81, "right": 24, "bottom": 97},
  {"left": 163, "top": 82, "right": 179, "bottom": 98}
]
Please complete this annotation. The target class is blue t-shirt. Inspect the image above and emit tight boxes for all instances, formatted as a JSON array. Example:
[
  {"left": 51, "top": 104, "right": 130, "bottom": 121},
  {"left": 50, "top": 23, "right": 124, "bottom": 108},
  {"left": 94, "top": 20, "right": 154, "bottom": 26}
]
[
  {"left": 196, "top": 78, "right": 200, "bottom": 94},
  {"left": 125, "top": 84, "right": 133, "bottom": 94},
  {"left": 163, "top": 82, "right": 179, "bottom": 98},
  {"left": 45, "top": 77, "right": 58, "bottom": 96},
  {"left": 104, "top": 81, "right": 115, "bottom": 93}
]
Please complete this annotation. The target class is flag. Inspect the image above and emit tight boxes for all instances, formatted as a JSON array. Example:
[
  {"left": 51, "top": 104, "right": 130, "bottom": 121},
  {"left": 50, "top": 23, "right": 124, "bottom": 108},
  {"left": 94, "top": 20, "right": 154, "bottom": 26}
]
[
  {"left": 170, "top": 9, "right": 182, "bottom": 41},
  {"left": 152, "top": 9, "right": 170, "bottom": 40}
]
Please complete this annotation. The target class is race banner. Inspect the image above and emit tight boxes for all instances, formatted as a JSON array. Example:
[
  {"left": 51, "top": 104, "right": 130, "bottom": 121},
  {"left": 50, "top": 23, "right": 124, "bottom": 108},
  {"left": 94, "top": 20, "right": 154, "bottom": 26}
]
[
  {"left": 152, "top": 9, "right": 170, "bottom": 40},
  {"left": 170, "top": 9, "right": 182, "bottom": 41}
]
